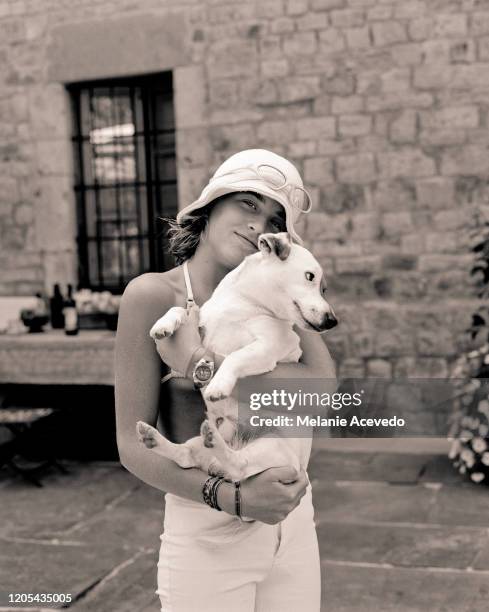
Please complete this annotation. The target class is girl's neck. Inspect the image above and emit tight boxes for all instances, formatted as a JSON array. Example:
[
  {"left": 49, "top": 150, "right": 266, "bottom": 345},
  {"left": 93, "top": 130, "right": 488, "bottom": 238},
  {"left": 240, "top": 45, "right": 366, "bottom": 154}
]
[{"left": 184, "top": 245, "right": 232, "bottom": 305}]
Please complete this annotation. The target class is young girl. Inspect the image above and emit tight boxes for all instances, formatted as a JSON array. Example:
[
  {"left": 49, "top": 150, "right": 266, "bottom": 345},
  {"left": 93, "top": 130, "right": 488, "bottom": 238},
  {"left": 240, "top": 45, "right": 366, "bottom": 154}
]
[{"left": 115, "top": 149, "right": 336, "bottom": 611}]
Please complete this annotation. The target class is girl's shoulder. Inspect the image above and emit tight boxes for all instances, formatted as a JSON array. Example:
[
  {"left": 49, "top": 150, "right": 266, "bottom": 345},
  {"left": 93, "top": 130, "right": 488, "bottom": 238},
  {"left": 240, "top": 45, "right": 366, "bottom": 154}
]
[{"left": 120, "top": 269, "right": 181, "bottom": 316}]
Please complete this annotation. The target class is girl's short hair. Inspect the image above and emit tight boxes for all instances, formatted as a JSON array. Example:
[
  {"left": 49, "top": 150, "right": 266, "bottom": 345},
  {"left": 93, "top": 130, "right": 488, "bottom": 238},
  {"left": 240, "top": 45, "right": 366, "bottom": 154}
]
[{"left": 161, "top": 200, "right": 219, "bottom": 265}]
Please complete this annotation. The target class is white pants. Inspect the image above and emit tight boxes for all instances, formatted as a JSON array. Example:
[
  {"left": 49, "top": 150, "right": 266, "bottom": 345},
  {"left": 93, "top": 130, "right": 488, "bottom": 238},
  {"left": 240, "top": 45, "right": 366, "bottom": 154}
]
[{"left": 156, "top": 483, "right": 320, "bottom": 612}]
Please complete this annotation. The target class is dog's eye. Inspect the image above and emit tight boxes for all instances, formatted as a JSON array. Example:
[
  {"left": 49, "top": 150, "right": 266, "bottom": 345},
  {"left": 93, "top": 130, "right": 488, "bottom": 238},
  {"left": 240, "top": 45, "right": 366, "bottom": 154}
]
[{"left": 305, "top": 272, "right": 315, "bottom": 281}]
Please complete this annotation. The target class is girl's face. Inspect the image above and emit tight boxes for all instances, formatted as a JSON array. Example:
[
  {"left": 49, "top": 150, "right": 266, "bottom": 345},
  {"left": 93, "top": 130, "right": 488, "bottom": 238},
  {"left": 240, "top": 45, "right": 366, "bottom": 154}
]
[{"left": 202, "top": 192, "right": 287, "bottom": 269}]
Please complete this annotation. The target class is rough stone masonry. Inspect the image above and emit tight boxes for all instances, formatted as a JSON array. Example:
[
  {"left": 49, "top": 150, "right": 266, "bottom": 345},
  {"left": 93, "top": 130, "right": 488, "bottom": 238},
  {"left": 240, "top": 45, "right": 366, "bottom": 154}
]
[{"left": 0, "top": 0, "right": 488, "bottom": 383}]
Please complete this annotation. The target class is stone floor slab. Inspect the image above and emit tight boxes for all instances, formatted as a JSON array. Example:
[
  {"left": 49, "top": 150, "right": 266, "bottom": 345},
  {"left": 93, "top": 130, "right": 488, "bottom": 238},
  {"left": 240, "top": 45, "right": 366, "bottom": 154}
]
[
  {"left": 313, "top": 481, "right": 436, "bottom": 525},
  {"left": 317, "top": 521, "right": 485, "bottom": 569},
  {"left": 0, "top": 538, "right": 141, "bottom": 605},
  {"left": 321, "top": 562, "right": 489, "bottom": 612},
  {"left": 69, "top": 548, "right": 159, "bottom": 611},
  {"left": 0, "top": 463, "right": 138, "bottom": 540}
]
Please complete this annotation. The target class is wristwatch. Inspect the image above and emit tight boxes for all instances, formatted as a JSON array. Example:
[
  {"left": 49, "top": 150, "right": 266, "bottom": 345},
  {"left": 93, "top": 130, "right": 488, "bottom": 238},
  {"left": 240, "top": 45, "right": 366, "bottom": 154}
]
[{"left": 192, "top": 357, "right": 215, "bottom": 389}]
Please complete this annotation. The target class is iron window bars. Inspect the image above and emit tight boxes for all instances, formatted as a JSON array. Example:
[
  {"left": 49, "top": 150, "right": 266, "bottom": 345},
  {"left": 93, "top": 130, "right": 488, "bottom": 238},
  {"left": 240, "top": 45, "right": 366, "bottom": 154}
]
[{"left": 68, "top": 72, "right": 178, "bottom": 293}]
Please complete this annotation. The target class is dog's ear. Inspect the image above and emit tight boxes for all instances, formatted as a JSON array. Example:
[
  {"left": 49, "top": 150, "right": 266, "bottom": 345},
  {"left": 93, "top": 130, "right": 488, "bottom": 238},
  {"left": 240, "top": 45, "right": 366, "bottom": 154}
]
[{"left": 258, "top": 232, "right": 291, "bottom": 261}]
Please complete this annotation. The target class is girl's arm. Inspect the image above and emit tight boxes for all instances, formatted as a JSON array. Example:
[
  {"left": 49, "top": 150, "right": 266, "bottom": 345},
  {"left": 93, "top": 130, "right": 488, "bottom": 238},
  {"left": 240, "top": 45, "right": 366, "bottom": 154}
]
[
  {"left": 114, "top": 273, "right": 307, "bottom": 523},
  {"left": 115, "top": 273, "right": 212, "bottom": 501}
]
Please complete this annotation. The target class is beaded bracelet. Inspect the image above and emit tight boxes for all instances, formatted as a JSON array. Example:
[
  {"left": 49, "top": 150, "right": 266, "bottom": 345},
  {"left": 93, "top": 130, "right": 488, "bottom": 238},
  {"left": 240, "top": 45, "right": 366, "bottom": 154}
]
[
  {"left": 234, "top": 481, "right": 242, "bottom": 519},
  {"left": 202, "top": 475, "right": 224, "bottom": 511}
]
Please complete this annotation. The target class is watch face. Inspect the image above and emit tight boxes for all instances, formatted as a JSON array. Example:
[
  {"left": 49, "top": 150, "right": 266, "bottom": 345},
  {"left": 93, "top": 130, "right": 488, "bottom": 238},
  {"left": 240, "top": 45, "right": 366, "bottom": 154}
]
[{"left": 195, "top": 364, "right": 212, "bottom": 381}]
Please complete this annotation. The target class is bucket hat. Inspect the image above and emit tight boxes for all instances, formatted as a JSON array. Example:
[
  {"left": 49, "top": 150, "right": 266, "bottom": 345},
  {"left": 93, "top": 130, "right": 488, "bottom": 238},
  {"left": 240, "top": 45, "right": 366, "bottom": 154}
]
[{"left": 176, "top": 149, "right": 311, "bottom": 244}]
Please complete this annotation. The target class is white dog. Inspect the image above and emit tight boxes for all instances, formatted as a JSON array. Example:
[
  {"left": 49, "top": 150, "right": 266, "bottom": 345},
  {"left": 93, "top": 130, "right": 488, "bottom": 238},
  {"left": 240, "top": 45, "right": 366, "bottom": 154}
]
[{"left": 137, "top": 232, "right": 337, "bottom": 482}]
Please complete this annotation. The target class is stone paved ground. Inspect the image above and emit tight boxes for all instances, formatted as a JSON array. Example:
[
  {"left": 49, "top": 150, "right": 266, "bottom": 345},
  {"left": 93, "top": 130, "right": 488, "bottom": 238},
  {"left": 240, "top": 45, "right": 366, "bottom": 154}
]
[{"left": 0, "top": 439, "right": 488, "bottom": 612}]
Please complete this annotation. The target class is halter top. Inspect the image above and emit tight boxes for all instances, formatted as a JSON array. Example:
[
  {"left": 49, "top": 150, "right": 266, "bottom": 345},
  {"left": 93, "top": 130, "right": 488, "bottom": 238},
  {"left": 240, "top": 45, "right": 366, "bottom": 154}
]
[{"left": 160, "top": 261, "right": 196, "bottom": 384}]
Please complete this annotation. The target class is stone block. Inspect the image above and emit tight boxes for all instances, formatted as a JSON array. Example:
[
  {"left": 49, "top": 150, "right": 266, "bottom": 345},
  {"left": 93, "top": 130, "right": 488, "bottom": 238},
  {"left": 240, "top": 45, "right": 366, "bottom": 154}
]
[
  {"left": 382, "top": 254, "right": 417, "bottom": 271},
  {"left": 401, "top": 233, "right": 425, "bottom": 254},
  {"left": 450, "top": 38, "right": 476, "bottom": 63},
  {"left": 339, "top": 358, "right": 365, "bottom": 377},
  {"left": 175, "top": 65, "right": 207, "bottom": 129},
  {"left": 420, "top": 106, "right": 479, "bottom": 131},
  {"left": 286, "top": 0, "right": 308, "bottom": 16},
  {"left": 287, "top": 140, "right": 317, "bottom": 157},
  {"left": 34, "top": 175, "right": 76, "bottom": 252},
  {"left": 367, "top": 91, "right": 433, "bottom": 112},
  {"left": 409, "top": 16, "right": 433, "bottom": 41},
  {"left": 335, "top": 256, "right": 380, "bottom": 275},
  {"left": 208, "top": 79, "right": 239, "bottom": 109},
  {"left": 318, "top": 27, "right": 346, "bottom": 52},
  {"left": 371, "top": 20, "right": 407, "bottom": 46},
  {"left": 36, "top": 139, "right": 72, "bottom": 176},
  {"left": 413, "top": 63, "right": 452, "bottom": 89},
  {"left": 283, "top": 31, "right": 317, "bottom": 56},
  {"left": 348, "top": 212, "right": 380, "bottom": 240},
  {"left": 307, "top": 212, "right": 348, "bottom": 241},
  {"left": 478, "top": 35, "right": 489, "bottom": 61},
  {"left": 48, "top": 13, "right": 190, "bottom": 82},
  {"left": 257, "top": 119, "right": 297, "bottom": 144},
  {"left": 319, "top": 183, "right": 365, "bottom": 214},
  {"left": 270, "top": 16, "right": 295, "bottom": 33},
  {"left": 209, "top": 108, "right": 264, "bottom": 126},
  {"left": 258, "top": 35, "right": 283, "bottom": 58},
  {"left": 452, "top": 64, "right": 489, "bottom": 89},
  {"left": 375, "top": 330, "right": 415, "bottom": 357},
  {"left": 349, "top": 331, "right": 374, "bottom": 357},
  {"left": 378, "top": 149, "right": 436, "bottom": 179},
  {"left": 338, "top": 114, "right": 372, "bottom": 137},
  {"left": 336, "top": 152, "right": 376, "bottom": 183},
  {"left": 322, "top": 70, "right": 356, "bottom": 95},
  {"left": 418, "top": 253, "right": 473, "bottom": 272},
  {"left": 297, "top": 12, "right": 329, "bottom": 30},
  {"left": 28, "top": 83, "right": 70, "bottom": 139},
  {"left": 416, "top": 177, "right": 455, "bottom": 209},
  {"left": 393, "top": 0, "right": 427, "bottom": 20},
  {"left": 434, "top": 13, "right": 468, "bottom": 38},
  {"left": 331, "top": 95, "right": 363, "bottom": 114},
  {"left": 313, "top": 240, "right": 363, "bottom": 258},
  {"left": 381, "top": 67, "right": 410, "bottom": 93},
  {"left": 389, "top": 109, "right": 417, "bottom": 144},
  {"left": 366, "top": 358, "right": 392, "bottom": 377},
  {"left": 391, "top": 42, "right": 423, "bottom": 66},
  {"left": 296, "top": 116, "right": 336, "bottom": 140},
  {"left": 344, "top": 25, "right": 371, "bottom": 49},
  {"left": 277, "top": 76, "right": 321, "bottom": 103},
  {"left": 208, "top": 39, "right": 259, "bottom": 78},
  {"left": 380, "top": 211, "right": 413, "bottom": 237},
  {"left": 177, "top": 166, "right": 209, "bottom": 212},
  {"left": 310, "top": 0, "right": 345, "bottom": 10},
  {"left": 330, "top": 8, "right": 364, "bottom": 28},
  {"left": 441, "top": 145, "right": 489, "bottom": 175},
  {"left": 470, "top": 11, "right": 489, "bottom": 36},
  {"left": 261, "top": 58, "right": 289, "bottom": 78},
  {"left": 257, "top": 0, "right": 285, "bottom": 18},
  {"left": 304, "top": 157, "right": 335, "bottom": 186}
]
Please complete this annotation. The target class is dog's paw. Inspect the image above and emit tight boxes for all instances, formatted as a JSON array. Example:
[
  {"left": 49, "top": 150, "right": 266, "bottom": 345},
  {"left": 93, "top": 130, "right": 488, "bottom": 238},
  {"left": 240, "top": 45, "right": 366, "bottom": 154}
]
[
  {"left": 200, "top": 419, "right": 215, "bottom": 448},
  {"left": 203, "top": 377, "right": 235, "bottom": 402},
  {"left": 149, "top": 318, "right": 175, "bottom": 340},
  {"left": 149, "top": 308, "right": 187, "bottom": 341},
  {"left": 136, "top": 421, "right": 159, "bottom": 449}
]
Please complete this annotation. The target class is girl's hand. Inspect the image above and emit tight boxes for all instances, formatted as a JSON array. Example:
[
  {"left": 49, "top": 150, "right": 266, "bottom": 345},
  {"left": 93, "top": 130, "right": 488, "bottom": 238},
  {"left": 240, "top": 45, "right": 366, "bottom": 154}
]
[
  {"left": 240, "top": 466, "right": 308, "bottom": 524},
  {"left": 154, "top": 304, "right": 202, "bottom": 376}
]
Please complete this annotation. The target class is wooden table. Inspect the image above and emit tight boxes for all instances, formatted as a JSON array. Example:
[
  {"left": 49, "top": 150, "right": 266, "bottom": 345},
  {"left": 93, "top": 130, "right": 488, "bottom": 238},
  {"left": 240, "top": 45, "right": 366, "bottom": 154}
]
[{"left": 0, "top": 329, "right": 116, "bottom": 386}]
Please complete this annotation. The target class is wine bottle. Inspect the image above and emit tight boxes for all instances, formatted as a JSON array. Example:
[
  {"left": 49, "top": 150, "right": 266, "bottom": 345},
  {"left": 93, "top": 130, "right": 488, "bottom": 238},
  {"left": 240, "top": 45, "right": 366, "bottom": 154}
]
[
  {"left": 63, "top": 283, "right": 79, "bottom": 336},
  {"left": 50, "top": 284, "right": 65, "bottom": 329}
]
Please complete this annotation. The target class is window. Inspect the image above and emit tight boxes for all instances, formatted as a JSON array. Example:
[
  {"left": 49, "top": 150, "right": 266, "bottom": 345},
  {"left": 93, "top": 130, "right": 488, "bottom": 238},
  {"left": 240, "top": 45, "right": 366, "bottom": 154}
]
[{"left": 68, "top": 73, "right": 177, "bottom": 293}]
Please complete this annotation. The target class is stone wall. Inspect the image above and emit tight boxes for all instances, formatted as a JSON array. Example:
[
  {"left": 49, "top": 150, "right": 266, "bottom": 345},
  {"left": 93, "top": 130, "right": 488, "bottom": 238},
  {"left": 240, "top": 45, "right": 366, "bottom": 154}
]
[{"left": 1, "top": 0, "right": 488, "bottom": 375}]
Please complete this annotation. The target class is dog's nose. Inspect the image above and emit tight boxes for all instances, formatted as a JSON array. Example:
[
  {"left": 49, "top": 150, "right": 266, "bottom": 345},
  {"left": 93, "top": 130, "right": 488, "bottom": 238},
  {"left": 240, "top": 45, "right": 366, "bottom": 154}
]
[{"left": 323, "top": 312, "right": 338, "bottom": 330}]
